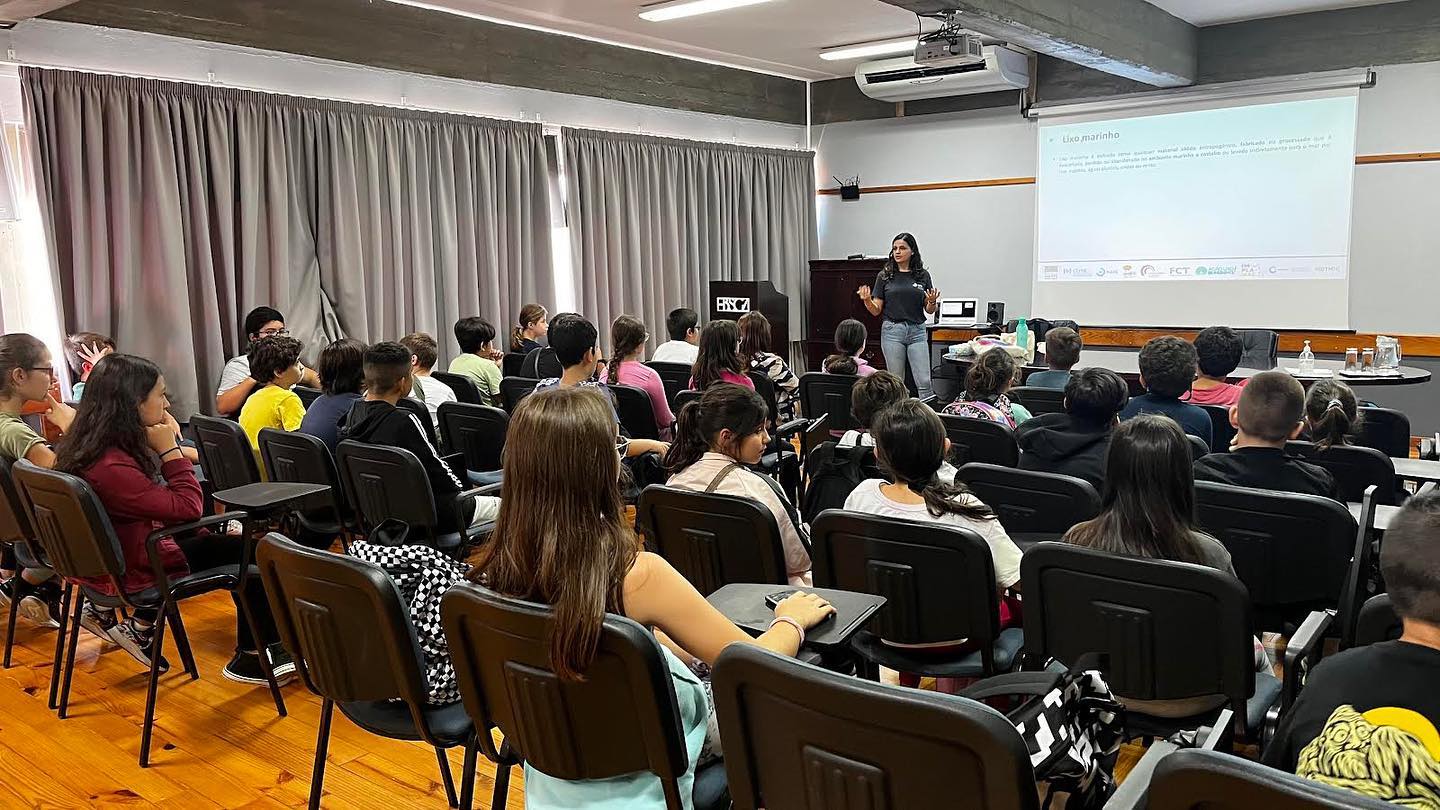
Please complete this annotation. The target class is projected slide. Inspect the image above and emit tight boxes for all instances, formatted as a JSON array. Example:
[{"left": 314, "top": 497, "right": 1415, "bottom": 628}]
[{"left": 1032, "top": 94, "right": 1358, "bottom": 328}]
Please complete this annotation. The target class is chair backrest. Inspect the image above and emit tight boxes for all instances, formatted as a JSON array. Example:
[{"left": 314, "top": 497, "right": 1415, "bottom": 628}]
[
  {"left": 955, "top": 463, "right": 1100, "bottom": 535},
  {"left": 1022, "top": 542, "right": 1254, "bottom": 705},
  {"left": 256, "top": 534, "right": 432, "bottom": 710},
  {"left": 499, "top": 377, "right": 540, "bottom": 414},
  {"left": 1188, "top": 434, "right": 1211, "bottom": 462},
  {"left": 1354, "top": 593, "right": 1402, "bottom": 647},
  {"left": 394, "top": 397, "right": 441, "bottom": 448},
  {"left": 440, "top": 582, "right": 692, "bottom": 805},
  {"left": 1286, "top": 441, "right": 1398, "bottom": 505},
  {"left": 938, "top": 413, "right": 1020, "bottom": 468},
  {"left": 1193, "top": 481, "right": 1357, "bottom": 627},
  {"left": 294, "top": 385, "right": 323, "bottom": 408},
  {"left": 12, "top": 461, "right": 127, "bottom": 589},
  {"left": 257, "top": 427, "right": 348, "bottom": 517},
  {"left": 610, "top": 384, "right": 660, "bottom": 441},
  {"left": 437, "top": 402, "right": 508, "bottom": 474},
  {"left": 0, "top": 458, "right": 36, "bottom": 547},
  {"left": 634, "top": 485, "right": 788, "bottom": 595},
  {"left": 520, "top": 347, "right": 562, "bottom": 379},
  {"left": 335, "top": 440, "right": 440, "bottom": 536},
  {"left": 1200, "top": 404, "right": 1237, "bottom": 454},
  {"left": 712, "top": 643, "right": 1039, "bottom": 810},
  {"left": 1355, "top": 406, "right": 1410, "bottom": 459},
  {"left": 501, "top": 352, "right": 526, "bottom": 379},
  {"left": 799, "top": 372, "right": 859, "bottom": 431},
  {"left": 431, "top": 371, "right": 483, "bottom": 406},
  {"left": 746, "top": 371, "right": 780, "bottom": 425},
  {"left": 190, "top": 413, "right": 262, "bottom": 491},
  {"left": 810, "top": 510, "right": 1001, "bottom": 651},
  {"left": 1236, "top": 329, "right": 1279, "bottom": 369},
  {"left": 1009, "top": 386, "right": 1066, "bottom": 417},
  {"left": 1147, "top": 748, "right": 1398, "bottom": 809},
  {"left": 674, "top": 389, "right": 702, "bottom": 413},
  {"left": 646, "top": 361, "right": 693, "bottom": 410}
]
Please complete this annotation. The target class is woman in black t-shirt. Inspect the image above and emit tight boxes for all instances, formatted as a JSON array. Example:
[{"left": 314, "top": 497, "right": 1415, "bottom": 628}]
[{"left": 856, "top": 232, "right": 941, "bottom": 400}]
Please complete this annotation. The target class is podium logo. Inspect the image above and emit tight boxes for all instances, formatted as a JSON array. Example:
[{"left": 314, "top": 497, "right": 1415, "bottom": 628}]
[{"left": 715, "top": 297, "right": 751, "bottom": 314}]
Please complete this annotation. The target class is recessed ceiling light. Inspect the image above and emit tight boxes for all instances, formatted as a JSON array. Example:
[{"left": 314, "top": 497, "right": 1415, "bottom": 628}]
[
  {"left": 818, "top": 37, "right": 918, "bottom": 62},
  {"left": 638, "top": 0, "right": 776, "bottom": 23}
]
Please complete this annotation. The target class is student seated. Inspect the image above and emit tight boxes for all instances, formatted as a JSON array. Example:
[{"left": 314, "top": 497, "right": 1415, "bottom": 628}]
[
  {"left": 534, "top": 313, "right": 669, "bottom": 460},
  {"left": 1193, "top": 370, "right": 1340, "bottom": 500},
  {"left": 476, "top": 387, "right": 835, "bottom": 809},
  {"left": 1016, "top": 367, "right": 1129, "bottom": 490},
  {"left": 298, "top": 338, "right": 366, "bottom": 453},
  {"left": 63, "top": 331, "right": 115, "bottom": 401},
  {"left": 57, "top": 354, "right": 292, "bottom": 683},
  {"left": 339, "top": 342, "right": 500, "bottom": 535},
  {"left": 1188, "top": 326, "right": 1245, "bottom": 407},
  {"left": 400, "top": 332, "right": 456, "bottom": 428},
  {"left": 942, "top": 348, "right": 1032, "bottom": 427},
  {"left": 448, "top": 317, "right": 503, "bottom": 403},
  {"left": 239, "top": 335, "right": 307, "bottom": 468},
  {"left": 1119, "top": 336, "right": 1212, "bottom": 446},
  {"left": 1264, "top": 491, "right": 1440, "bottom": 804},
  {"left": 739, "top": 311, "right": 800, "bottom": 422},
  {"left": 665, "top": 384, "right": 812, "bottom": 586},
  {"left": 834, "top": 370, "right": 956, "bottom": 483},
  {"left": 607, "top": 315, "right": 676, "bottom": 440},
  {"left": 689, "top": 319, "right": 754, "bottom": 391},
  {"left": 823, "top": 318, "right": 875, "bottom": 376},
  {"left": 215, "top": 306, "right": 319, "bottom": 417},
  {"left": 1025, "top": 326, "right": 1081, "bottom": 390},
  {"left": 652, "top": 307, "right": 700, "bottom": 365},
  {"left": 509, "top": 303, "right": 548, "bottom": 355},
  {"left": 1303, "top": 379, "right": 1361, "bottom": 450}
]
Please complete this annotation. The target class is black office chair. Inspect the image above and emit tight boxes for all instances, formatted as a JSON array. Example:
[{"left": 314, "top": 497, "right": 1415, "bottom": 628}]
[
  {"left": 938, "top": 413, "right": 1020, "bottom": 467},
  {"left": 437, "top": 402, "right": 507, "bottom": 487},
  {"left": 634, "top": 485, "right": 790, "bottom": 596},
  {"left": 1237, "top": 330, "right": 1279, "bottom": 370},
  {"left": 647, "top": 361, "right": 694, "bottom": 410},
  {"left": 190, "top": 414, "right": 262, "bottom": 490},
  {"left": 335, "top": 441, "right": 493, "bottom": 558},
  {"left": 1194, "top": 481, "right": 1360, "bottom": 632},
  {"left": 810, "top": 510, "right": 1023, "bottom": 681},
  {"left": 1355, "top": 406, "right": 1410, "bottom": 459},
  {"left": 1141, "top": 748, "right": 1398, "bottom": 810},
  {"left": 14, "top": 462, "right": 284, "bottom": 766},
  {"left": 1286, "top": 441, "right": 1399, "bottom": 505},
  {"left": 1200, "top": 404, "right": 1237, "bottom": 454},
  {"left": 498, "top": 377, "right": 539, "bottom": 414},
  {"left": 441, "top": 582, "right": 727, "bottom": 810},
  {"left": 674, "top": 389, "right": 702, "bottom": 413},
  {"left": 519, "top": 347, "right": 561, "bottom": 379},
  {"left": 432, "top": 371, "right": 484, "bottom": 406},
  {"left": 257, "top": 535, "right": 501, "bottom": 810},
  {"left": 798, "top": 372, "right": 860, "bottom": 432},
  {"left": 1009, "top": 386, "right": 1066, "bottom": 417},
  {"left": 500, "top": 352, "right": 526, "bottom": 379},
  {"left": 611, "top": 384, "right": 661, "bottom": 441},
  {"left": 712, "top": 643, "right": 1039, "bottom": 810},
  {"left": 955, "top": 463, "right": 1100, "bottom": 549},
  {"left": 1021, "top": 542, "right": 1277, "bottom": 744},
  {"left": 294, "top": 385, "right": 324, "bottom": 408},
  {"left": 1188, "top": 434, "right": 1210, "bottom": 461},
  {"left": 747, "top": 371, "right": 807, "bottom": 502},
  {"left": 394, "top": 397, "right": 442, "bottom": 449},
  {"left": 257, "top": 428, "right": 354, "bottom": 549},
  {"left": 0, "top": 459, "right": 45, "bottom": 668}
]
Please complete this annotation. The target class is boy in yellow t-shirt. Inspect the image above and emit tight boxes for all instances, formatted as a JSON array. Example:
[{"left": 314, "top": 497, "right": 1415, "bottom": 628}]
[{"left": 239, "top": 335, "right": 307, "bottom": 471}]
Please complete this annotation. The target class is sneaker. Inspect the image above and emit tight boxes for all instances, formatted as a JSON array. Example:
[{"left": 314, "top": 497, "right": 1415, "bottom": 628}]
[
  {"left": 107, "top": 619, "right": 170, "bottom": 673},
  {"left": 18, "top": 579, "right": 61, "bottom": 629},
  {"left": 268, "top": 643, "right": 298, "bottom": 681},
  {"left": 79, "top": 604, "right": 118, "bottom": 643},
  {"left": 223, "top": 650, "right": 296, "bottom": 686},
  {"left": 0, "top": 577, "right": 17, "bottom": 615}
]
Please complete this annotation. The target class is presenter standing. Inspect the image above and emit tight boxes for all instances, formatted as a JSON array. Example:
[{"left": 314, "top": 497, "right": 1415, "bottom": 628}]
[{"left": 857, "top": 232, "right": 941, "bottom": 400}]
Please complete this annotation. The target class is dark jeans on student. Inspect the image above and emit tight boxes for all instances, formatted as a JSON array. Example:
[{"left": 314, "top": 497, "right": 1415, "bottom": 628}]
[{"left": 134, "top": 532, "right": 278, "bottom": 653}]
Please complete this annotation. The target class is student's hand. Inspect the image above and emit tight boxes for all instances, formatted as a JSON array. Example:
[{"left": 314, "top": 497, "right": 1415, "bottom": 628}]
[
  {"left": 299, "top": 365, "right": 320, "bottom": 388},
  {"left": 77, "top": 342, "right": 113, "bottom": 381},
  {"left": 45, "top": 395, "right": 76, "bottom": 434},
  {"left": 163, "top": 410, "right": 184, "bottom": 441},
  {"left": 483, "top": 347, "right": 505, "bottom": 362},
  {"left": 774, "top": 591, "right": 835, "bottom": 630},
  {"left": 145, "top": 423, "right": 180, "bottom": 456},
  {"left": 856, "top": 285, "right": 872, "bottom": 300},
  {"left": 631, "top": 439, "right": 670, "bottom": 457}
]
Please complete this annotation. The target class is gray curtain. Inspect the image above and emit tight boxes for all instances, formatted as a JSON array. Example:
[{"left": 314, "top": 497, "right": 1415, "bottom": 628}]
[
  {"left": 22, "top": 67, "right": 552, "bottom": 417},
  {"left": 562, "top": 128, "right": 816, "bottom": 357}
]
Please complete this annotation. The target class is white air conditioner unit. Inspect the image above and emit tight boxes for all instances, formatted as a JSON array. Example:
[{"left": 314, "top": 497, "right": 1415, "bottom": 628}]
[{"left": 854, "top": 45, "right": 1029, "bottom": 102}]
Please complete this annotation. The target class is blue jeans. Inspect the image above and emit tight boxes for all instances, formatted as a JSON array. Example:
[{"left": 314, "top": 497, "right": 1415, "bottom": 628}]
[{"left": 880, "top": 320, "right": 932, "bottom": 401}]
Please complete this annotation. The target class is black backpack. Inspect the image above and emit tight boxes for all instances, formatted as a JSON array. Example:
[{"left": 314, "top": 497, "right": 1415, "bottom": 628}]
[{"left": 801, "top": 441, "right": 881, "bottom": 524}]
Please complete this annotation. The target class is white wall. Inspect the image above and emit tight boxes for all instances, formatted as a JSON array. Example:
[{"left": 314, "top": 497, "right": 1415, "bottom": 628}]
[{"left": 815, "top": 61, "right": 1440, "bottom": 333}]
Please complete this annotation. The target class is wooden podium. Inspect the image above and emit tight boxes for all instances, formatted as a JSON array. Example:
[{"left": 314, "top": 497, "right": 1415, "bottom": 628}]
[
  {"left": 805, "top": 258, "right": 886, "bottom": 371},
  {"left": 708, "top": 280, "right": 789, "bottom": 356}
]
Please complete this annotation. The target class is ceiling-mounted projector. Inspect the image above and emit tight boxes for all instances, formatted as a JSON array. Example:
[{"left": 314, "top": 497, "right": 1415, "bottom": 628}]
[{"left": 915, "top": 31, "right": 984, "bottom": 67}]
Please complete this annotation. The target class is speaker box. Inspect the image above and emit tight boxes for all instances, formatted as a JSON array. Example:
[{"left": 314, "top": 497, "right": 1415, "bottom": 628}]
[{"left": 986, "top": 301, "right": 1006, "bottom": 325}]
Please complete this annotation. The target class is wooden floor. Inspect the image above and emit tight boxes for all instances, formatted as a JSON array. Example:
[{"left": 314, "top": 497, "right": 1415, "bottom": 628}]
[{"left": 0, "top": 591, "right": 525, "bottom": 809}]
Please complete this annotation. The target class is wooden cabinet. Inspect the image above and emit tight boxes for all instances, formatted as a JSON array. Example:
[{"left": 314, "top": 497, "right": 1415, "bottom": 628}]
[{"left": 805, "top": 258, "right": 887, "bottom": 372}]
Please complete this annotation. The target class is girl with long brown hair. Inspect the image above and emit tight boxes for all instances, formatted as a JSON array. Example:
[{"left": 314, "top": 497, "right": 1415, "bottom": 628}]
[
  {"left": 607, "top": 315, "right": 675, "bottom": 439},
  {"left": 474, "top": 386, "right": 832, "bottom": 807},
  {"left": 688, "top": 319, "right": 752, "bottom": 391},
  {"left": 737, "top": 311, "right": 799, "bottom": 422}
]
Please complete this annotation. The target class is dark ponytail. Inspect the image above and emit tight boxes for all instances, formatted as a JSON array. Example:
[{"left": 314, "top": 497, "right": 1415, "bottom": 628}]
[
  {"left": 1305, "top": 379, "right": 1360, "bottom": 451},
  {"left": 511, "top": 303, "right": 547, "bottom": 352},
  {"left": 965, "top": 349, "right": 1017, "bottom": 402},
  {"left": 824, "top": 354, "right": 858, "bottom": 375},
  {"left": 607, "top": 315, "right": 648, "bottom": 386},
  {"left": 663, "top": 383, "right": 767, "bottom": 473},
  {"left": 872, "top": 400, "right": 994, "bottom": 521}
]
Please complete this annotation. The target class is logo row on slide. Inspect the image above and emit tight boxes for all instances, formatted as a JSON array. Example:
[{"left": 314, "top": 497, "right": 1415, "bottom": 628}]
[{"left": 1037, "top": 259, "right": 1346, "bottom": 282}]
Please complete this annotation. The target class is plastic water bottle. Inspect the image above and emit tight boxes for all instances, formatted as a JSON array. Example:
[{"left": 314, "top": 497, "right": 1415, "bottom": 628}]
[
  {"left": 1015, "top": 318, "right": 1028, "bottom": 350},
  {"left": 1298, "top": 340, "right": 1315, "bottom": 375}
]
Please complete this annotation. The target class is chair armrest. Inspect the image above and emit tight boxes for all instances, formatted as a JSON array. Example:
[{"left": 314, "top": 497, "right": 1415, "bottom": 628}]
[
  {"left": 1282, "top": 609, "right": 1334, "bottom": 715},
  {"left": 959, "top": 670, "right": 1063, "bottom": 702},
  {"left": 1103, "top": 740, "right": 1179, "bottom": 810},
  {"left": 775, "top": 417, "right": 809, "bottom": 440},
  {"left": 145, "top": 512, "right": 248, "bottom": 592},
  {"left": 458, "top": 483, "right": 502, "bottom": 500},
  {"left": 919, "top": 395, "right": 939, "bottom": 410}
]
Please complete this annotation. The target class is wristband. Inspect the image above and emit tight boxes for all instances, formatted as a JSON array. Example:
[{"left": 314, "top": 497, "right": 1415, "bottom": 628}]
[
  {"left": 768, "top": 616, "right": 805, "bottom": 646},
  {"left": 160, "top": 446, "right": 183, "bottom": 461}
]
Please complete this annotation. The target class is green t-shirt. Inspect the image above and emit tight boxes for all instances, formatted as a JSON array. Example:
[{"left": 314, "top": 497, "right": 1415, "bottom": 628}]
[
  {"left": 0, "top": 412, "right": 45, "bottom": 463},
  {"left": 448, "top": 353, "right": 502, "bottom": 403}
]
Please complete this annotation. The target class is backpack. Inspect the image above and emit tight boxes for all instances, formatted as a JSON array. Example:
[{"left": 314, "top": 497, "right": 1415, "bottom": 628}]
[
  {"left": 801, "top": 442, "right": 881, "bottom": 524},
  {"left": 944, "top": 396, "right": 1019, "bottom": 429}
]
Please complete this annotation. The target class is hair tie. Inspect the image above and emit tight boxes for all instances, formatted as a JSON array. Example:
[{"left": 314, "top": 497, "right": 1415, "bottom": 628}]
[{"left": 1326, "top": 398, "right": 1344, "bottom": 412}]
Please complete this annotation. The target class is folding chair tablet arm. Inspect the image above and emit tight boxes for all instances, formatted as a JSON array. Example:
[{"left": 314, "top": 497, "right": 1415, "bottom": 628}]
[
  {"left": 144, "top": 511, "right": 250, "bottom": 592},
  {"left": 1103, "top": 710, "right": 1235, "bottom": 810},
  {"left": 1265, "top": 608, "right": 1335, "bottom": 752}
]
